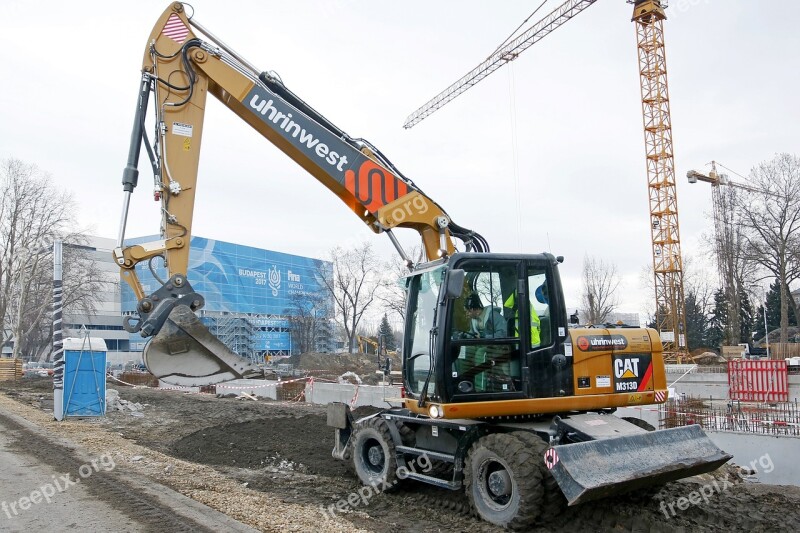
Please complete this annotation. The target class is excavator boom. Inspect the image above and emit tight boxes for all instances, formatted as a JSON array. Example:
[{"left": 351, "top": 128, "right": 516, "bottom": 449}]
[{"left": 115, "top": 3, "right": 487, "bottom": 386}]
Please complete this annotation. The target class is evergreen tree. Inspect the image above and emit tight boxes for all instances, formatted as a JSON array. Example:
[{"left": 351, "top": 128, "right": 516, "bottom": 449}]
[
  {"left": 706, "top": 289, "right": 727, "bottom": 350},
  {"left": 738, "top": 291, "right": 755, "bottom": 345},
  {"left": 753, "top": 305, "right": 766, "bottom": 343},
  {"left": 378, "top": 313, "right": 396, "bottom": 351},
  {"left": 684, "top": 290, "right": 707, "bottom": 352},
  {"left": 765, "top": 280, "right": 797, "bottom": 329}
]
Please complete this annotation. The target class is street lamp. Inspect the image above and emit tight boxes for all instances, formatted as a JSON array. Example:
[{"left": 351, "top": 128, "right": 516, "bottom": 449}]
[
  {"left": 762, "top": 292, "right": 770, "bottom": 359},
  {"left": 750, "top": 285, "right": 770, "bottom": 359}
]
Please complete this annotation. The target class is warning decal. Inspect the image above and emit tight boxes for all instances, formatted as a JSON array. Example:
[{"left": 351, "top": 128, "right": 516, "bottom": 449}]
[
  {"left": 544, "top": 448, "right": 559, "bottom": 470},
  {"left": 172, "top": 122, "right": 193, "bottom": 137}
]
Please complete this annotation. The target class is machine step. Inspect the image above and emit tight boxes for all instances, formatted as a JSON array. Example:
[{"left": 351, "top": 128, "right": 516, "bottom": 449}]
[{"left": 397, "top": 446, "right": 455, "bottom": 463}]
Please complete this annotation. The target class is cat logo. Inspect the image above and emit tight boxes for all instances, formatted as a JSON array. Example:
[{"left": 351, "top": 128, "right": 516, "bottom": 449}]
[
  {"left": 614, "top": 357, "right": 640, "bottom": 379},
  {"left": 613, "top": 354, "right": 652, "bottom": 393}
]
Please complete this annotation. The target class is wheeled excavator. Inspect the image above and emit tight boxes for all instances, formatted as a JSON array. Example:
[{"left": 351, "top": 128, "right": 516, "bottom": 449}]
[{"left": 114, "top": 4, "right": 731, "bottom": 528}]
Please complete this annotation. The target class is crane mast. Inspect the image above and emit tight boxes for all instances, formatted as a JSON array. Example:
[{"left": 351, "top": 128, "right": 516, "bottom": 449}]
[{"left": 632, "top": 0, "right": 687, "bottom": 358}]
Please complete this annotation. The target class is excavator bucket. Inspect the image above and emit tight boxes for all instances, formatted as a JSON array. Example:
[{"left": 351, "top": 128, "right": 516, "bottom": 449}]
[
  {"left": 549, "top": 425, "right": 732, "bottom": 506},
  {"left": 143, "top": 305, "right": 261, "bottom": 387}
]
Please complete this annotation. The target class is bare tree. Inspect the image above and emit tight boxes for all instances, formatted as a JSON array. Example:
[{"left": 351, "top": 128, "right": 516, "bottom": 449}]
[
  {"left": 375, "top": 245, "right": 420, "bottom": 321},
  {"left": 739, "top": 153, "right": 800, "bottom": 343},
  {"left": 0, "top": 159, "right": 105, "bottom": 360},
  {"left": 318, "top": 241, "right": 381, "bottom": 353},
  {"left": 580, "top": 255, "right": 621, "bottom": 324},
  {"left": 284, "top": 290, "right": 328, "bottom": 355}
]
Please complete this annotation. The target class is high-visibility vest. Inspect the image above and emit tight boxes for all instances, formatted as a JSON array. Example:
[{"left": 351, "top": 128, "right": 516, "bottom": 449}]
[{"left": 504, "top": 294, "right": 541, "bottom": 346}]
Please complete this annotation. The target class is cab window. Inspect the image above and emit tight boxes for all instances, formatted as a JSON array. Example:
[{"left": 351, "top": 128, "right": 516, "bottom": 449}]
[
  {"left": 527, "top": 268, "right": 552, "bottom": 349},
  {"left": 448, "top": 261, "right": 521, "bottom": 396},
  {"left": 404, "top": 268, "right": 443, "bottom": 396}
]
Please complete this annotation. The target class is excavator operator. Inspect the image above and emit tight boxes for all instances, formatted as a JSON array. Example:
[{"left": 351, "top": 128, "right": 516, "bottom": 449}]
[{"left": 464, "top": 293, "right": 506, "bottom": 339}]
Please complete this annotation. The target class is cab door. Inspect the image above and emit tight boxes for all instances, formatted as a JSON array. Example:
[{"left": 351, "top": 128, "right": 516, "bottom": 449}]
[
  {"left": 524, "top": 260, "right": 573, "bottom": 399},
  {"left": 443, "top": 258, "right": 525, "bottom": 402}
]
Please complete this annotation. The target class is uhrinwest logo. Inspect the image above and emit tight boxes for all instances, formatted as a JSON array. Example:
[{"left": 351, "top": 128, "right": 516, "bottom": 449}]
[
  {"left": 576, "top": 335, "right": 628, "bottom": 352},
  {"left": 249, "top": 94, "right": 349, "bottom": 172}
]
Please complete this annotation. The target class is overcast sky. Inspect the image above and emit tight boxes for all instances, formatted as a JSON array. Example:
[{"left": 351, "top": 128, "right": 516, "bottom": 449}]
[{"left": 1, "top": 0, "right": 798, "bottom": 318}]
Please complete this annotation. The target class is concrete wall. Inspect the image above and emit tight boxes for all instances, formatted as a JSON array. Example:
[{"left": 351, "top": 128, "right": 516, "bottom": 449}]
[
  {"left": 208, "top": 379, "right": 403, "bottom": 406},
  {"left": 667, "top": 371, "right": 800, "bottom": 402},
  {"left": 305, "top": 382, "right": 402, "bottom": 408}
]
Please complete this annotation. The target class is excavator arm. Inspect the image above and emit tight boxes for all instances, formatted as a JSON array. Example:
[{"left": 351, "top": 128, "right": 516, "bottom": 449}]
[{"left": 114, "top": 3, "right": 487, "bottom": 385}]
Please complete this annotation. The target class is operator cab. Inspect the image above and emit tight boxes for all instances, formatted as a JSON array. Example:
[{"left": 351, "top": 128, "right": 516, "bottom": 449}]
[{"left": 403, "top": 253, "right": 572, "bottom": 406}]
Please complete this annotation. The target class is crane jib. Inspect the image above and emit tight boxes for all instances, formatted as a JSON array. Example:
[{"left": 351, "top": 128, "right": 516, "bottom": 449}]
[{"left": 245, "top": 87, "right": 410, "bottom": 214}]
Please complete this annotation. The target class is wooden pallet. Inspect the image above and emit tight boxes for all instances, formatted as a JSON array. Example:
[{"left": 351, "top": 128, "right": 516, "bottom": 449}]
[{"left": 0, "top": 358, "right": 23, "bottom": 381}]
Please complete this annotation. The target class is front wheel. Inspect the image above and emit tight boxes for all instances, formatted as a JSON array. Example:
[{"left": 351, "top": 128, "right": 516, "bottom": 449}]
[
  {"left": 351, "top": 418, "right": 401, "bottom": 490},
  {"left": 465, "top": 433, "right": 544, "bottom": 529}
]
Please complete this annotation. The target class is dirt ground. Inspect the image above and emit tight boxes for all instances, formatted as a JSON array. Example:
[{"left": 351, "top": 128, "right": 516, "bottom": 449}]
[
  {"left": 285, "top": 352, "right": 402, "bottom": 385},
  {"left": 2, "top": 376, "right": 800, "bottom": 532}
]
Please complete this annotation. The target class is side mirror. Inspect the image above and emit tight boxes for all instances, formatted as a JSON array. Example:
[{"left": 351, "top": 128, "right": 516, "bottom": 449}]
[
  {"left": 569, "top": 310, "right": 580, "bottom": 326},
  {"left": 444, "top": 269, "right": 465, "bottom": 299}
]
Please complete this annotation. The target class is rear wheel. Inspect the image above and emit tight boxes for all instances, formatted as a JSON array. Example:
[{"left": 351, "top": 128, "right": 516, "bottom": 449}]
[
  {"left": 352, "top": 418, "right": 401, "bottom": 490},
  {"left": 465, "top": 433, "right": 543, "bottom": 529}
]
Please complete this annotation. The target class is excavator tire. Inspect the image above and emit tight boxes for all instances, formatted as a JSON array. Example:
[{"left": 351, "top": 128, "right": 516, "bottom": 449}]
[
  {"left": 352, "top": 418, "right": 402, "bottom": 491},
  {"left": 621, "top": 416, "right": 656, "bottom": 432},
  {"left": 465, "top": 433, "right": 544, "bottom": 530},
  {"left": 395, "top": 420, "right": 416, "bottom": 447},
  {"left": 514, "top": 431, "right": 567, "bottom": 522}
]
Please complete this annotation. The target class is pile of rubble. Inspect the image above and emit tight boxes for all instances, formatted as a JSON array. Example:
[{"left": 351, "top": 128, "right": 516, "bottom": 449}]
[{"left": 106, "top": 389, "right": 145, "bottom": 416}]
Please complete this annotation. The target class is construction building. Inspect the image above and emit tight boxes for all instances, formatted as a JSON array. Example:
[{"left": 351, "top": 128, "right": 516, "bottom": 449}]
[{"left": 67, "top": 236, "right": 333, "bottom": 366}]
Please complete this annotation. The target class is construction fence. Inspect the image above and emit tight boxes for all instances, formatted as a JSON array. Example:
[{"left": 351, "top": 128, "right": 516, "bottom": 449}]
[
  {"left": 728, "top": 360, "right": 789, "bottom": 402},
  {"left": 769, "top": 343, "right": 800, "bottom": 359},
  {"left": 660, "top": 397, "right": 800, "bottom": 437}
]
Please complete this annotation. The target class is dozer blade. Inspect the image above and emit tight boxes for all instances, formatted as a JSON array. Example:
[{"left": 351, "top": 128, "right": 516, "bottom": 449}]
[
  {"left": 549, "top": 425, "right": 732, "bottom": 506},
  {"left": 143, "top": 305, "right": 261, "bottom": 387}
]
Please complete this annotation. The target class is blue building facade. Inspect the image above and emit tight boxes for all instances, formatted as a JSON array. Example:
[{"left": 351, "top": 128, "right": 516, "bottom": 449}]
[{"left": 122, "top": 236, "right": 333, "bottom": 360}]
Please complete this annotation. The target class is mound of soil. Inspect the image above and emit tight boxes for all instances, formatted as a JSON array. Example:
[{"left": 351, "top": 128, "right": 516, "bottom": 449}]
[{"left": 171, "top": 415, "right": 351, "bottom": 477}]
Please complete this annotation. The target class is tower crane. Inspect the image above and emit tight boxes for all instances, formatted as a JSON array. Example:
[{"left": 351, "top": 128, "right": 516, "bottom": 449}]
[
  {"left": 687, "top": 161, "right": 771, "bottom": 346},
  {"left": 633, "top": 0, "right": 686, "bottom": 358},
  {"left": 404, "top": 0, "right": 688, "bottom": 359}
]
